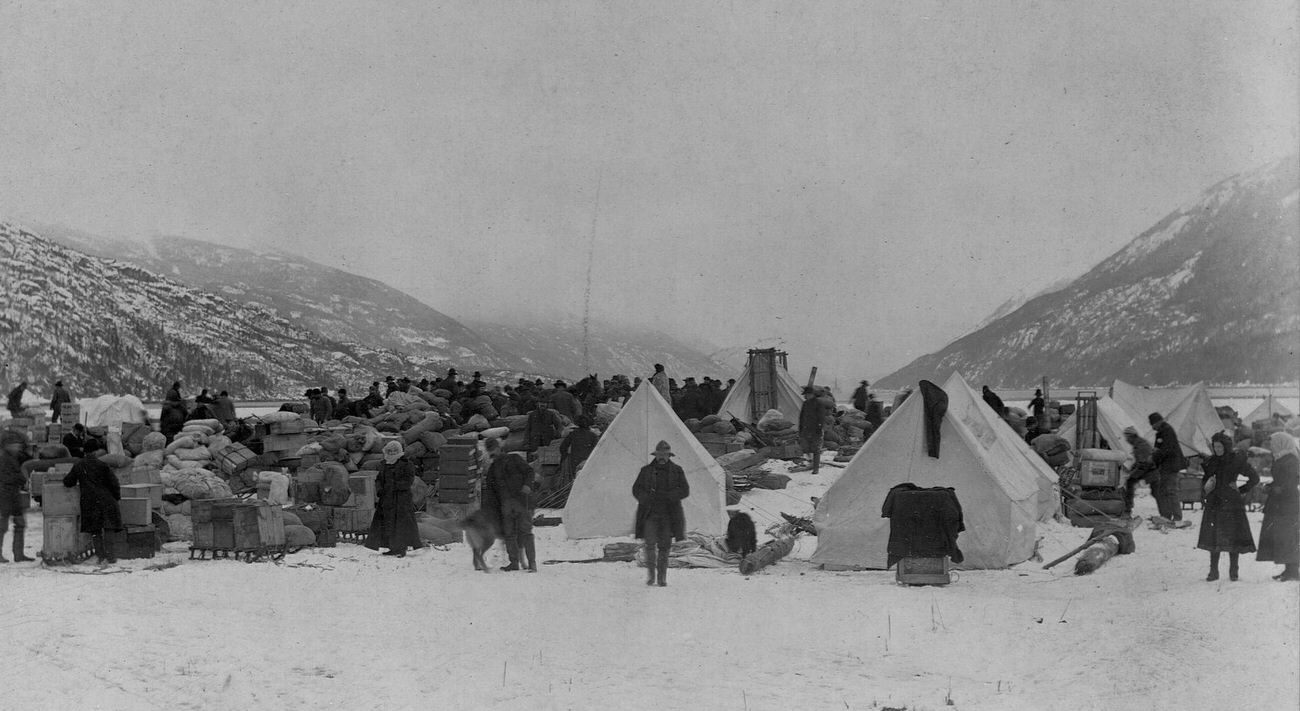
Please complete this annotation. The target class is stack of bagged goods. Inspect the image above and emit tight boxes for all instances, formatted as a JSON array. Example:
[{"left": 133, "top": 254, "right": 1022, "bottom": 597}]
[
  {"left": 756, "top": 408, "right": 801, "bottom": 458},
  {"left": 683, "top": 414, "right": 744, "bottom": 457}
]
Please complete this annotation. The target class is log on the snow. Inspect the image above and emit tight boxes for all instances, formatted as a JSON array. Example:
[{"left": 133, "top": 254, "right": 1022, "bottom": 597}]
[
  {"left": 1074, "top": 537, "right": 1119, "bottom": 575},
  {"left": 739, "top": 533, "right": 796, "bottom": 575}
]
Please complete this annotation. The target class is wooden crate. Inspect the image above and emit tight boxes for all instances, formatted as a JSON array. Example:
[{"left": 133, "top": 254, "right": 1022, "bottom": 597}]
[
  {"left": 41, "top": 515, "right": 92, "bottom": 560},
  {"left": 118, "top": 498, "right": 152, "bottom": 527},
  {"left": 42, "top": 482, "right": 80, "bottom": 516},
  {"left": 295, "top": 481, "right": 322, "bottom": 504},
  {"left": 437, "top": 475, "right": 472, "bottom": 491},
  {"left": 121, "top": 483, "right": 163, "bottom": 509},
  {"left": 192, "top": 522, "right": 216, "bottom": 549},
  {"left": 437, "top": 489, "right": 474, "bottom": 504},
  {"left": 210, "top": 520, "right": 237, "bottom": 550},
  {"left": 190, "top": 498, "right": 240, "bottom": 523},
  {"left": 214, "top": 443, "right": 258, "bottom": 476},
  {"left": 257, "top": 504, "right": 286, "bottom": 546},
  {"left": 269, "top": 418, "right": 308, "bottom": 435},
  {"left": 262, "top": 432, "right": 310, "bottom": 454},
  {"left": 327, "top": 507, "right": 373, "bottom": 533},
  {"left": 896, "top": 556, "right": 951, "bottom": 586},
  {"left": 439, "top": 445, "right": 477, "bottom": 462},
  {"left": 536, "top": 445, "right": 562, "bottom": 465}
]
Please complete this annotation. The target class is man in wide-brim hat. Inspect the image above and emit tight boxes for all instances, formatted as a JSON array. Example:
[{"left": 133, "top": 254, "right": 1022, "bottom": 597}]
[{"left": 632, "top": 440, "right": 690, "bottom": 587}]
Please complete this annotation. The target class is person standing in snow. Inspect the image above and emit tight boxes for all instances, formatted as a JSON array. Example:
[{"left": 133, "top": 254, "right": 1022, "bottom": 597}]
[
  {"left": 0, "top": 430, "right": 34, "bottom": 563},
  {"left": 633, "top": 440, "right": 689, "bottom": 587},
  {"left": 799, "top": 386, "right": 831, "bottom": 476},
  {"left": 649, "top": 364, "right": 670, "bottom": 403},
  {"left": 1121, "top": 426, "right": 1157, "bottom": 518},
  {"left": 981, "top": 385, "right": 1007, "bottom": 417},
  {"left": 852, "top": 380, "right": 870, "bottom": 413},
  {"left": 364, "top": 441, "right": 423, "bottom": 558},
  {"left": 1027, "top": 389, "right": 1047, "bottom": 433},
  {"left": 49, "top": 380, "right": 72, "bottom": 423},
  {"left": 6, "top": 382, "right": 27, "bottom": 418},
  {"left": 1197, "top": 432, "right": 1258, "bottom": 581},
  {"left": 1150, "top": 412, "right": 1187, "bottom": 522},
  {"left": 482, "top": 437, "right": 537, "bottom": 572},
  {"left": 62, "top": 439, "right": 122, "bottom": 565},
  {"left": 1257, "top": 432, "right": 1300, "bottom": 582}
]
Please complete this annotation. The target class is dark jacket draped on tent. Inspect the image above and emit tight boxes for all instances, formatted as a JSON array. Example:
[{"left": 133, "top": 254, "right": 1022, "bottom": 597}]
[{"left": 881, "top": 483, "right": 965, "bottom": 568}]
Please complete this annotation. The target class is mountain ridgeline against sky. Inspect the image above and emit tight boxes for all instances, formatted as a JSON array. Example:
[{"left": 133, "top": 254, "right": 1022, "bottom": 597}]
[
  {"left": 878, "top": 156, "right": 1300, "bottom": 389},
  {"left": 3, "top": 225, "right": 728, "bottom": 399}
]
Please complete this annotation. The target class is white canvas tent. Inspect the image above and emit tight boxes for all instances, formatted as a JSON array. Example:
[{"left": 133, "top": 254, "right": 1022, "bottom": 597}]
[
  {"left": 564, "top": 382, "right": 727, "bottom": 540},
  {"left": 810, "top": 377, "right": 1050, "bottom": 570},
  {"left": 1243, "top": 395, "right": 1293, "bottom": 426},
  {"left": 715, "top": 360, "right": 806, "bottom": 424},
  {"left": 1057, "top": 396, "right": 1143, "bottom": 460},
  {"left": 80, "top": 395, "right": 148, "bottom": 428},
  {"left": 1108, "top": 381, "right": 1223, "bottom": 457}
]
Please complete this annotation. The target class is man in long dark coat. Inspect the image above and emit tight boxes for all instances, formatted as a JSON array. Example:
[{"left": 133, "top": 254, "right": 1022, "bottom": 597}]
[
  {"left": 0, "top": 431, "right": 34, "bottom": 562},
  {"left": 633, "top": 440, "right": 690, "bottom": 587},
  {"left": 1150, "top": 412, "right": 1187, "bottom": 521},
  {"left": 49, "top": 380, "right": 72, "bottom": 423},
  {"left": 62, "top": 440, "right": 122, "bottom": 564},
  {"left": 482, "top": 438, "right": 536, "bottom": 571}
]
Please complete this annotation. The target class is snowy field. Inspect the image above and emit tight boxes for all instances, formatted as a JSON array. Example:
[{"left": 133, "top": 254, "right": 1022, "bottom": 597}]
[{"left": 4, "top": 461, "right": 1297, "bottom": 711}]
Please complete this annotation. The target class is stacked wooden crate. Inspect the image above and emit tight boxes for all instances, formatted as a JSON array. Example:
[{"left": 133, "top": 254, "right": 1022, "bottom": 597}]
[
  {"left": 190, "top": 499, "right": 287, "bottom": 560},
  {"left": 40, "top": 481, "right": 94, "bottom": 563},
  {"left": 60, "top": 403, "right": 81, "bottom": 426},
  {"left": 436, "top": 439, "right": 480, "bottom": 504}
]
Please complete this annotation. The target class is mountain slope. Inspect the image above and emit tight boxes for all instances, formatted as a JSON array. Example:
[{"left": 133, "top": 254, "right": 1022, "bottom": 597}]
[
  {"left": 37, "top": 226, "right": 515, "bottom": 369},
  {"left": 0, "top": 225, "right": 435, "bottom": 400},
  {"left": 877, "top": 156, "right": 1300, "bottom": 388},
  {"left": 463, "top": 319, "right": 729, "bottom": 381}
]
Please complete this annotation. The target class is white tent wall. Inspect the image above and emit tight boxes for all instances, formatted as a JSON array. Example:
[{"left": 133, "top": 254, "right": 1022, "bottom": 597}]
[
  {"left": 715, "top": 361, "right": 806, "bottom": 424},
  {"left": 1057, "top": 396, "right": 1142, "bottom": 461},
  {"left": 1110, "top": 380, "right": 1224, "bottom": 457},
  {"left": 941, "top": 372, "right": 1060, "bottom": 522},
  {"left": 1243, "top": 395, "right": 1293, "bottom": 425},
  {"left": 810, "top": 383, "right": 1040, "bottom": 570},
  {"left": 81, "top": 395, "right": 148, "bottom": 428},
  {"left": 563, "top": 382, "right": 727, "bottom": 540}
]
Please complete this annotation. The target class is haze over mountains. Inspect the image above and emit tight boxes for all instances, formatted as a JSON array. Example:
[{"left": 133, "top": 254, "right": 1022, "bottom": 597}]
[{"left": 877, "top": 156, "right": 1300, "bottom": 389}]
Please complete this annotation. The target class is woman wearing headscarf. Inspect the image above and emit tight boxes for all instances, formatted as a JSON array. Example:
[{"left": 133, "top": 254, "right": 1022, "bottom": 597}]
[
  {"left": 1257, "top": 431, "right": 1300, "bottom": 581},
  {"left": 364, "top": 441, "right": 423, "bottom": 558},
  {"left": 1196, "top": 432, "right": 1258, "bottom": 581}
]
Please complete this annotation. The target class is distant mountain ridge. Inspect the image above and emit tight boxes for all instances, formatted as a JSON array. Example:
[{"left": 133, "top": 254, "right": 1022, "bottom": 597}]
[
  {"left": 877, "top": 156, "right": 1300, "bottom": 389},
  {"left": 6, "top": 225, "right": 726, "bottom": 398}
]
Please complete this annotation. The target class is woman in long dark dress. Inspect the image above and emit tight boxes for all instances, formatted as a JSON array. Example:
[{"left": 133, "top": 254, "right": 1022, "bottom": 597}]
[
  {"left": 1257, "top": 432, "right": 1300, "bottom": 582},
  {"left": 364, "top": 441, "right": 423, "bottom": 558},
  {"left": 1196, "top": 433, "right": 1258, "bottom": 581}
]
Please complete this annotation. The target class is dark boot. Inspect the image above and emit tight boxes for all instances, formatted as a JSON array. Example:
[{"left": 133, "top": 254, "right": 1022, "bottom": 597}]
[
  {"left": 1206, "top": 552, "right": 1220, "bottom": 582},
  {"left": 91, "top": 534, "right": 106, "bottom": 564},
  {"left": 500, "top": 537, "right": 521, "bottom": 571},
  {"left": 644, "top": 544, "right": 656, "bottom": 586},
  {"left": 1277, "top": 564, "right": 1300, "bottom": 582},
  {"left": 656, "top": 545, "right": 669, "bottom": 587},
  {"left": 11, "top": 528, "right": 33, "bottom": 562},
  {"left": 1229, "top": 553, "right": 1239, "bottom": 581},
  {"left": 522, "top": 534, "right": 537, "bottom": 572}
]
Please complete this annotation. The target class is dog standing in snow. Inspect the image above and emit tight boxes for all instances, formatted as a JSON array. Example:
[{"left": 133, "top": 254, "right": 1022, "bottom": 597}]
[
  {"left": 458, "top": 509, "right": 500, "bottom": 573},
  {"left": 726, "top": 512, "right": 758, "bottom": 559}
]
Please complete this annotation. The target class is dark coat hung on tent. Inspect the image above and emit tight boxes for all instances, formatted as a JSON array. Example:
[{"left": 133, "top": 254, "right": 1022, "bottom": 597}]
[
  {"left": 1197, "top": 433, "right": 1258, "bottom": 554},
  {"left": 881, "top": 483, "right": 965, "bottom": 569},
  {"left": 63, "top": 457, "right": 123, "bottom": 534}
]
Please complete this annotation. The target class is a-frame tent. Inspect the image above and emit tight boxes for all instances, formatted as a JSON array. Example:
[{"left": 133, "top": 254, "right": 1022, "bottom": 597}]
[
  {"left": 715, "top": 360, "right": 806, "bottom": 424},
  {"left": 810, "top": 378, "right": 1046, "bottom": 570},
  {"left": 1109, "top": 380, "right": 1223, "bottom": 457},
  {"left": 1243, "top": 395, "right": 1293, "bottom": 426},
  {"left": 564, "top": 382, "right": 727, "bottom": 540},
  {"left": 941, "top": 372, "right": 1059, "bottom": 522},
  {"left": 1057, "top": 396, "right": 1143, "bottom": 459}
]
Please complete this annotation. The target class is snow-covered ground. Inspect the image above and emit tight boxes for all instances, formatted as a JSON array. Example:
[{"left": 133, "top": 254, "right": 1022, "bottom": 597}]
[{"left": 4, "top": 460, "right": 1296, "bottom": 711}]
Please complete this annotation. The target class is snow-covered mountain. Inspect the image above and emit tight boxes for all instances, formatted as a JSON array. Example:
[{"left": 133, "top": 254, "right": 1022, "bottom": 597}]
[
  {"left": 877, "top": 155, "right": 1300, "bottom": 389},
  {"left": 5, "top": 225, "right": 726, "bottom": 398}
]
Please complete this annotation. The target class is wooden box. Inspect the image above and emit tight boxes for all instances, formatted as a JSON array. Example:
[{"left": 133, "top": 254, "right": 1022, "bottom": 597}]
[
  {"left": 1078, "top": 459, "right": 1121, "bottom": 488},
  {"left": 190, "top": 498, "right": 239, "bottom": 523},
  {"left": 269, "top": 418, "right": 307, "bottom": 435},
  {"left": 60, "top": 403, "right": 81, "bottom": 419},
  {"left": 437, "top": 489, "right": 473, "bottom": 504},
  {"left": 262, "top": 432, "right": 310, "bottom": 454},
  {"left": 445, "top": 435, "right": 480, "bottom": 446},
  {"left": 257, "top": 504, "right": 286, "bottom": 546},
  {"left": 439, "top": 445, "right": 477, "bottom": 462},
  {"left": 42, "top": 482, "right": 80, "bottom": 516},
  {"left": 41, "top": 515, "right": 92, "bottom": 558},
  {"left": 294, "top": 481, "right": 322, "bottom": 504},
  {"left": 214, "top": 443, "right": 258, "bottom": 476},
  {"left": 210, "top": 520, "right": 236, "bottom": 550},
  {"left": 437, "top": 475, "right": 472, "bottom": 491},
  {"left": 1178, "top": 476, "right": 1205, "bottom": 506},
  {"left": 438, "top": 460, "right": 477, "bottom": 476},
  {"left": 536, "top": 445, "right": 562, "bottom": 465},
  {"left": 896, "top": 556, "right": 951, "bottom": 586},
  {"left": 192, "top": 522, "right": 216, "bottom": 549},
  {"left": 327, "top": 506, "right": 374, "bottom": 532},
  {"left": 121, "top": 483, "right": 163, "bottom": 509},
  {"left": 118, "top": 498, "right": 152, "bottom": 527},
  {"left": 113, "top": 527, "right": 157, "bottom": 559}
]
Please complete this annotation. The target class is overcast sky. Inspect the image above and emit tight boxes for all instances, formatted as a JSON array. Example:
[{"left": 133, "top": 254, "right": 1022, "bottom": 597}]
[{"left": 2, "top": 1, "right": 1296, "bottom": 385}]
